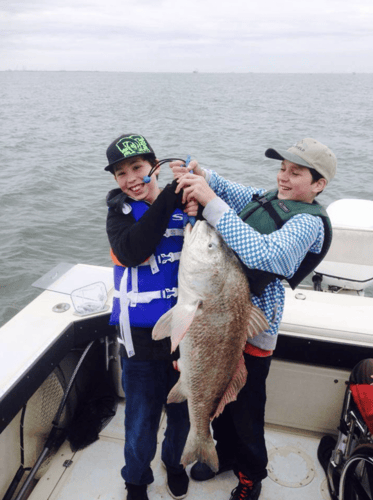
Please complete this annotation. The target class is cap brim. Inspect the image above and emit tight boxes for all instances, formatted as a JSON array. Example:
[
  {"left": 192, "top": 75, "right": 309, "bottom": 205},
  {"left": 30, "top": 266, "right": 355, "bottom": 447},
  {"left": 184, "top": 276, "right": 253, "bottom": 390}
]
[
  {"left": 265, "top": 148, "right": 285, "bottom": 161},
  {"left": 104, "top": 156, "right": 129, "bottom": 172},
  {"left": 104, "top": 152, "right": 156, "bottom": 173},
  {"left": 265, "top": 148, "right": 312, "bottom": 169},
  {"left": 104, "top": 161, "right": 119, "bottom": 173}
]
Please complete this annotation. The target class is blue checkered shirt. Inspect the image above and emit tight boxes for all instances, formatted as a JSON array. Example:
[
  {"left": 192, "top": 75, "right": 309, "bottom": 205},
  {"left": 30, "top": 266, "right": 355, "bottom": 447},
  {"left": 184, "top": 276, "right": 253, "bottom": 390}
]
[{"left": 202, "top": 170, "right": 325, "bottom": 350}]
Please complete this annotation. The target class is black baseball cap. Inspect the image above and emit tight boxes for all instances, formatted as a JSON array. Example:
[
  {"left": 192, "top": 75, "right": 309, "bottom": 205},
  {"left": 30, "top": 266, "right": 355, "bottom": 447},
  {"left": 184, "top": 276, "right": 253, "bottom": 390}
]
[{"left": 105, "top": 134, "right": 156, "bottom": 173}]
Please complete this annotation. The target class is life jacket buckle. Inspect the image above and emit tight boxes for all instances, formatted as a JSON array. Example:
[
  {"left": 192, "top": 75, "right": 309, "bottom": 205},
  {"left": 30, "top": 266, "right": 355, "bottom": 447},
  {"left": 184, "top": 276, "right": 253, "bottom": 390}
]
[
  {"left": 159, "top": 252, "right": 175, "bottom": 264},
  {"left": 257, "top": 195, "right": 269, "bottom": 205},
  {"left": 163, "top": 287, "right": 178, "bottom": 299}
]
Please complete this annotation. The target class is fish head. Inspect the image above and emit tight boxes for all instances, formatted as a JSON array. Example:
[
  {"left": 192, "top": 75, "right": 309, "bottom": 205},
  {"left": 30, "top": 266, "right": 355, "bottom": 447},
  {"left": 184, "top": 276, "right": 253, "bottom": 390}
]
[{"left": 179, "top": 220, "right": 234, "bottom": 299}]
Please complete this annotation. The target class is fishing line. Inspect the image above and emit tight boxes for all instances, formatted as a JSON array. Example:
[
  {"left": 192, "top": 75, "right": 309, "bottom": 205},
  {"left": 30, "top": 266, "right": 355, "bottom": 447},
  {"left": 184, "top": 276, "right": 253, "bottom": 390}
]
[{"left": 143, "top": 157, "right": 187, "bottom": 183}]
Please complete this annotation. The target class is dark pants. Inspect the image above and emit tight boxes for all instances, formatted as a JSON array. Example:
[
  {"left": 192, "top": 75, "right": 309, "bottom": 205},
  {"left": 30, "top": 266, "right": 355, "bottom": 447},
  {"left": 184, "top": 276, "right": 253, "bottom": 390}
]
[
  {"left": 120, "top": 358, "right": 190, "bottom": 485},
  {"left": 212, "top": 353, "right": 272, "bottom": 482}
]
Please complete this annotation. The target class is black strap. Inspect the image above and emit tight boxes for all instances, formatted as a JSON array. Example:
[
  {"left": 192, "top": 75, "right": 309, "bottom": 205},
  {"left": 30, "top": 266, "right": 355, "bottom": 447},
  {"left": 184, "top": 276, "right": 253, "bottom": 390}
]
[{"left": 256, "top": 195, "right": 284, "bottom": 229}]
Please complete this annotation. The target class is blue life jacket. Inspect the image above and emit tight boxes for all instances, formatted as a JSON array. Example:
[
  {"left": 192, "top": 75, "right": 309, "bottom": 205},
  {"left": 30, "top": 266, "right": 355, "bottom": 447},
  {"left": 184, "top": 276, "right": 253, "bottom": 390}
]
[{"left": 109, "top": 200, "right": 184, "bottom": 328}]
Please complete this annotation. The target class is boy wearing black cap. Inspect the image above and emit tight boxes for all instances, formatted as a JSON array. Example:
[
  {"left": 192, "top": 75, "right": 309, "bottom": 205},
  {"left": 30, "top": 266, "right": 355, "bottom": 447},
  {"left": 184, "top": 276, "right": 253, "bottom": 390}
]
[
  {"left": 173, "top": 138, "right": 336, "bottom": 500},
  {"left": 105, "top": 134, "right": 192, "bottom": 500}
]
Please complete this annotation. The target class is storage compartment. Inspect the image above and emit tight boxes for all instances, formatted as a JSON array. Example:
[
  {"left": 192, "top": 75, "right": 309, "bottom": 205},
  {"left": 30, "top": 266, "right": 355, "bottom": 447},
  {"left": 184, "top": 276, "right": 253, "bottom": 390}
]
[{"left": 266, "top": 359, "right": 350, "bottom": 434}]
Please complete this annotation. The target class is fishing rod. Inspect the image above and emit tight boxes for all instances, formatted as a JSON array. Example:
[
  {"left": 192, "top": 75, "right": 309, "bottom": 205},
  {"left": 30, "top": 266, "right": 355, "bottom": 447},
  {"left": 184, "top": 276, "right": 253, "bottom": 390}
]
[{"left": 183, "top": 155, "right": 196, "bottom": 226}]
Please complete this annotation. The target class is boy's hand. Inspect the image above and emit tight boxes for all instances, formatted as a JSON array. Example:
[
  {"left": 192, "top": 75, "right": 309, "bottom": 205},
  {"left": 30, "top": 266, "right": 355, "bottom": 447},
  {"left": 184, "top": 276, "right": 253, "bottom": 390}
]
[
  {"left": 176, "top": 173, "right": 216, "bottom": 207},
  {"left": 184, "top": 198, "right": 199, "bottom": 217},
  {"left": 170, "top": 159, "right": 204, "bottom": 179},
  {"left": 170, "top": 159, "right": 203, "bottom": 214}
]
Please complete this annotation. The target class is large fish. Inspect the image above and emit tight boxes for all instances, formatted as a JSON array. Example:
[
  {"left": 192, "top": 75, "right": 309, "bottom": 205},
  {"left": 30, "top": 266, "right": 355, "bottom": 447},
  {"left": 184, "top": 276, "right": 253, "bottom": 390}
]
[{"left": 152, "top": 220, "right": 269, "bottom": 472}]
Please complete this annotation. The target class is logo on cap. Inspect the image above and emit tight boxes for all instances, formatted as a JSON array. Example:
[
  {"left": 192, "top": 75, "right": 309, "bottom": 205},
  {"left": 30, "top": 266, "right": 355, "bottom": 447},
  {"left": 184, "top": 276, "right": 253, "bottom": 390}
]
[
  {"left": 116, "top": 135, "right": 151, "bottom": 158},
  {"left": 292, "top": 140, "right": 307, "bottom": 153}
]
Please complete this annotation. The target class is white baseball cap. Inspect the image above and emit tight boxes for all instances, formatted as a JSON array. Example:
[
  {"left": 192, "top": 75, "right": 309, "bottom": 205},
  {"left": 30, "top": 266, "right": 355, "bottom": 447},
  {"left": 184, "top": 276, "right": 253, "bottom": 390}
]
[{"left": 265, "top": 138, "right": 337, "bottom": 183}]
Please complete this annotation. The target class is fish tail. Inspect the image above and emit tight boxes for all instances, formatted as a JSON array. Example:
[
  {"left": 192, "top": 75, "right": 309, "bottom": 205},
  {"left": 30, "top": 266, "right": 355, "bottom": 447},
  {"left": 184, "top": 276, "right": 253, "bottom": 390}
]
[{"left": 181, "top": 431, "right": 219, "bottom": 473}]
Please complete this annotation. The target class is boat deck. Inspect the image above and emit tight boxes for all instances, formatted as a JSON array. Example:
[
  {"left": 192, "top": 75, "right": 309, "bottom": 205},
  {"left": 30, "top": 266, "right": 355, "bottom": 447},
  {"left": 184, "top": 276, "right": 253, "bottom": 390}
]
[{"left": 29, "top": 399, "right": 332, "bottom": 500}]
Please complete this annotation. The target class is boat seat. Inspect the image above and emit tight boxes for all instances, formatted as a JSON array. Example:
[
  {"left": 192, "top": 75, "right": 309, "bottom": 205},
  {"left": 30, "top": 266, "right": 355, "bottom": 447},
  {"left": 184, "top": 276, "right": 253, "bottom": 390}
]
[{"left": 314, "top": 199, "right": 373, "bottom": 291}]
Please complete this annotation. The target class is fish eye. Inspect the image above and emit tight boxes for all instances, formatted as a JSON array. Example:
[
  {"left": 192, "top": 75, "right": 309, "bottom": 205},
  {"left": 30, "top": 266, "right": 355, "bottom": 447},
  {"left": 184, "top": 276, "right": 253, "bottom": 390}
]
[{"left": 207, "top": 234, "right": 219, "bottom": 250}]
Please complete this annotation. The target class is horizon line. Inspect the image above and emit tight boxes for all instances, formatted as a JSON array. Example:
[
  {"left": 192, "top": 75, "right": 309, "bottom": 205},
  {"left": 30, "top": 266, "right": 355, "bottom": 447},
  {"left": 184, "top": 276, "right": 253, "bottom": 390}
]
[{"left": 1, "top": 69, "right": 371, "bottom": 74}]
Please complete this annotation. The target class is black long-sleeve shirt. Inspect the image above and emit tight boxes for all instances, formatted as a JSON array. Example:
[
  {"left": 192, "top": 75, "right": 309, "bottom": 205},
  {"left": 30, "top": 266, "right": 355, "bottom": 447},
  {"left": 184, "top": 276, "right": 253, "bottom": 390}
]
[{"left": 106, "top": 180, "right": 185, "bottom": 267}]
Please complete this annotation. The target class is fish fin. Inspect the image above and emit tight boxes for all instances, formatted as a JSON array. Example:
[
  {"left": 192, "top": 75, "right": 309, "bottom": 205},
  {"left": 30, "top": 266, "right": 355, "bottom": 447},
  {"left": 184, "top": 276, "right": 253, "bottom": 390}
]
[
  {"left": 152, "top": 308, "right": 174, "bottom": 340},
  {"left": 247, "top": 304, "right": 269, "bottom": 338},
  {"left": 211, "top": 354, "right": 247, "bottom": 420},
  {"left": 181, "top": 430, "right": 219, "bottom": 473},
  {"left": 170, "top": 301, "right": 202, "bottom": 352},
  {"left": 152, "top": 301, "right": 202, "bottom": 352},
  {"left": 167, "top": 380, "right": 187, "bottom": 403}
]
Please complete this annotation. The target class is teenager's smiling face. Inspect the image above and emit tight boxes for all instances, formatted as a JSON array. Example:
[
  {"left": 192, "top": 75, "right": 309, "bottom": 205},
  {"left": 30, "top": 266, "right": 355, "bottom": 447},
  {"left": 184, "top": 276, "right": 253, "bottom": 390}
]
[
  {"left": 277, "top": 160, "right": 325, "bottom": 203},
  {"left": 114, "top": 156, "right": 160, "bottom": 204}
]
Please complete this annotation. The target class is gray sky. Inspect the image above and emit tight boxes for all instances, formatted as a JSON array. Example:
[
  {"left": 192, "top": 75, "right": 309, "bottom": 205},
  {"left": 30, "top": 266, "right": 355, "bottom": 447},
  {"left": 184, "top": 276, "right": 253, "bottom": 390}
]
[{"left": 1, "top": 0, "right": 373, "bottom": 73}]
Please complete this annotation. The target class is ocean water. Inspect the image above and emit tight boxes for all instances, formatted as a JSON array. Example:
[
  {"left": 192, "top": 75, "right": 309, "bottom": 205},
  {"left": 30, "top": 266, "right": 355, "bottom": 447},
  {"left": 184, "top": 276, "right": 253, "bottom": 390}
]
[{"left": 1, "top": 72, "right": 373, "bottom": 327}]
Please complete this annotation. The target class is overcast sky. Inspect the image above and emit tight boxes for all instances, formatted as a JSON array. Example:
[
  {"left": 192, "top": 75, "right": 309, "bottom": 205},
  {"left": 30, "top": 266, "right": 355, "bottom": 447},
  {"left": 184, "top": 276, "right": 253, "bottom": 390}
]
[{"left": 1, "top": 0, "right": 373, "bottom": 73}]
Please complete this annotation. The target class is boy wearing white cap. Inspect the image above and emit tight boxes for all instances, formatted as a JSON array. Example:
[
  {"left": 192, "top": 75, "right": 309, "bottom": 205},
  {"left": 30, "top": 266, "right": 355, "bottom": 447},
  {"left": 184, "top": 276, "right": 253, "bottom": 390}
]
[{"left": 173, "top": 138, "right": 337, "bottom": 500}]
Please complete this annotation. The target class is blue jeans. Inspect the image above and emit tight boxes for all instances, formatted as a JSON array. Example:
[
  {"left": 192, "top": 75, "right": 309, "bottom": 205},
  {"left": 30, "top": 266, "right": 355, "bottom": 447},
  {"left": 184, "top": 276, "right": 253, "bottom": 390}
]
[
  {"left": 120, "top": 358, "right": 190, "bottom": 485},
  {"left": 211, "top": 353, "right": 272, "bottom": 482}
]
